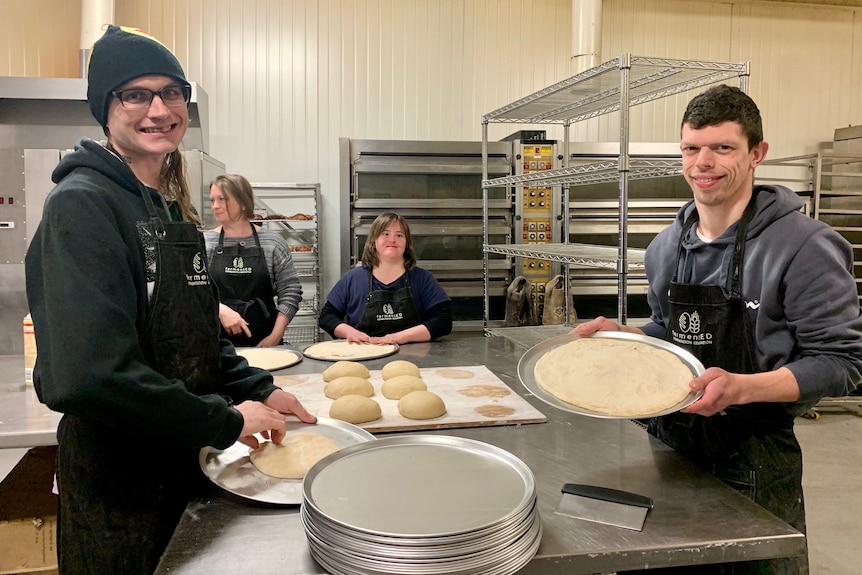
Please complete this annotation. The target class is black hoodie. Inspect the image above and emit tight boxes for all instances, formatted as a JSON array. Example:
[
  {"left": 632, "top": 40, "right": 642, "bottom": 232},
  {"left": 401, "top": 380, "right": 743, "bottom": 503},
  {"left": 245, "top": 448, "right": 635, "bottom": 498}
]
[{"left": 25, "top": 138, "right": 275, "bottom": 449}]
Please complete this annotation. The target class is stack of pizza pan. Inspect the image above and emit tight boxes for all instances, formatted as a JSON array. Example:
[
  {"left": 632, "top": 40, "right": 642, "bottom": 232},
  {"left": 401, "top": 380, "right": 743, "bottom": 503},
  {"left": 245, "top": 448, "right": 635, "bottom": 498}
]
[{"left": 301, "top": 435, "right": 542, "bottom": 575}]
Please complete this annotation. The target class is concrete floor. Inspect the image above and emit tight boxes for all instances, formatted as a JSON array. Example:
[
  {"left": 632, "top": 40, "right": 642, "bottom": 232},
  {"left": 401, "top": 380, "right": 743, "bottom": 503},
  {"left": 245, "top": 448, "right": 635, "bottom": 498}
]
[
  {"left": 2, "top": 404, "right": 860, "bottom": 573},
  {"left": 795, "top": 402, "right": 862, "bottom": 574}
]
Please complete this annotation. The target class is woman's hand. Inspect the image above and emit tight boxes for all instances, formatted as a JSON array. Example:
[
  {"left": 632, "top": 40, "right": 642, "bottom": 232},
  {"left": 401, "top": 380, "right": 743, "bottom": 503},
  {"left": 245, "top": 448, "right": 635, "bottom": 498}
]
[
  {"left": 234, "top": 400, "right": 288, "bottom": 448},
  {"left": 233, "top": 390, "right": 317, "bottom": 449},
  {"left": 339, "top": 325, "right": 371, "bottom": 343},
  {"left": 219, "top": 303, "right": 251, "bottom": 338}
]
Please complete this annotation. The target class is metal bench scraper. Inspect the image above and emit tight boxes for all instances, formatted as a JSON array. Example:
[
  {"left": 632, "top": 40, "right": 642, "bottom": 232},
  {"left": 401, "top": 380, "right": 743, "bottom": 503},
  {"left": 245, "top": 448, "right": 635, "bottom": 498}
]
[{"left": 555, "top": 483, "right": 653, "bottom": 531}]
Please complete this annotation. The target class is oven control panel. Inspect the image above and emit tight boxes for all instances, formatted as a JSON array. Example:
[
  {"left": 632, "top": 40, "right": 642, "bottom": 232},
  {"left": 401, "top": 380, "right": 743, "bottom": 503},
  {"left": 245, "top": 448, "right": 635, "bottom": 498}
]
[{"left": 516, "top": 143, "right": 557, "bottom": 315}]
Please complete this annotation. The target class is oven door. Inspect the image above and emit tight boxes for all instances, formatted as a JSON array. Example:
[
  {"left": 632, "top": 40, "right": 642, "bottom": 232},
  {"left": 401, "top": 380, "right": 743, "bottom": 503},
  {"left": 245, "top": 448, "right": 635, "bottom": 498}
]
[{"left": 346, "top": 139, "right": 514, "bottom": 324}]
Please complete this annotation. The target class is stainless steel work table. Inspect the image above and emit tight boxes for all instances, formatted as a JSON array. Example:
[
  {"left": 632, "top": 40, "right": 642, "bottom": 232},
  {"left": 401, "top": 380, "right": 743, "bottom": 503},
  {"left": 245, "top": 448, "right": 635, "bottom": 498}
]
[
  {"left": 155, "top": 334, "right": 804, "bottom": 574},
  {"left": 0, "top": 355, "right": 62, "bottom": 448}
]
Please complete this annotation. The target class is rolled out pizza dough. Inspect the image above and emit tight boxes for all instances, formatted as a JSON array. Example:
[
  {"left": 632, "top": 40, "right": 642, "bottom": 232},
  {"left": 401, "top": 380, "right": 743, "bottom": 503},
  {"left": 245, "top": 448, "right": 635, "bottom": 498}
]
[
  {"left": 236, "top": 348, "right": 301, "bottom": 371},
  {"left": 250, "top": 432, "right": 340, "bottom": 479},
  {"left": 305, "top": 340, "right": 397, "bottom": 361},
  {"left": 534, "top": 337, "right": 693, "bottom": 416}
]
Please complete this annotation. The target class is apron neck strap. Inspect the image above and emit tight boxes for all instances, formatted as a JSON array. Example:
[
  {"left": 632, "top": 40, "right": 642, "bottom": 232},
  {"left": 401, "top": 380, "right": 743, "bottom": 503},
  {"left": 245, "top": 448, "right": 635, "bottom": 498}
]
[{"left": 675, "top": 189, "right": 761, "bottom": 296}]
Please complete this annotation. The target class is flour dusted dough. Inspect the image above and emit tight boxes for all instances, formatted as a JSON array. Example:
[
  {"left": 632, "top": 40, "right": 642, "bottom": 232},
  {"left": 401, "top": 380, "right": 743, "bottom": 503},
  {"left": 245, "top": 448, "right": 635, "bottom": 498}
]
[
  {"left": 329, "top": 395, "right": 382, "bottom": 424},
  {"left": 397, "top": 390, "right": 446, "bottom": 420},
  {"left": 236, "top": 348, "right": 301, "bottom": 371},
  {"left": 381, "top": 360, "right": 420, "bottom": 380},
  {"left": 325, "top": 376, "right": 374, "bottom": 399},
  {"left": 533, "top": 337, "right": 693, "bottom": 416},
  {"left": 322, "top": 361, "right": 370, "bottom": 382},
  {"left": 250, "top": 432, "right": 340, "bottom": 479},
  {"left": 381, "top": 375, "right": 427, "bottom": 399},
  {"left": 305, "top": 340, "right": 397, "bottom": 361}
]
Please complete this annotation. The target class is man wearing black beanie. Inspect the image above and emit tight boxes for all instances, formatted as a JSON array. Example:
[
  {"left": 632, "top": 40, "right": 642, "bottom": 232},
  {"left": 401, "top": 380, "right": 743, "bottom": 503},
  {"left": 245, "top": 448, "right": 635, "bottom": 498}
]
[{"left": 25, "top": 25, "right": 316, "bottom": 575}]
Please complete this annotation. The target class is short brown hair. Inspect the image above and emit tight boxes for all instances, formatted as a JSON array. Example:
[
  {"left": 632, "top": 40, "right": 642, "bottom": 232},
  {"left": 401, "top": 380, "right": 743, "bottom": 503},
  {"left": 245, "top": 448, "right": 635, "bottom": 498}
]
[{"left": 361, "top": 212, "right": 417, "bottom": 269}]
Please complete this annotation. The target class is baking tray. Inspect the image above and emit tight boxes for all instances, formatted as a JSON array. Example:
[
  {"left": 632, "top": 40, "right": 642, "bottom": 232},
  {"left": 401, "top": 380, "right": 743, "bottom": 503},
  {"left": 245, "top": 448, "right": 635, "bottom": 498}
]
[
  {"left": 200, "top": 417, "right": 375, "bottom": 505},
  {"left": 302, "top": 340, "right": 399, "bottom": 362},
  {"left": 303, "top": 434, "right": 536, "bottom": 538},
  {"left": 518, "top": 331, "right": 705, "bottom": 419},
  {"left": 234, "top": 346, "right": 303, "bottom": 371}
]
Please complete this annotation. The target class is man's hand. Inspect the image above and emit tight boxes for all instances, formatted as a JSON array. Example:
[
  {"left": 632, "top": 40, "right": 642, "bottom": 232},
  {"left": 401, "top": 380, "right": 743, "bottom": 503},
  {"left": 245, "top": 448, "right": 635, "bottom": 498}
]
[{"left": 681, "top": 366, "right": 800, "bottom": 416}]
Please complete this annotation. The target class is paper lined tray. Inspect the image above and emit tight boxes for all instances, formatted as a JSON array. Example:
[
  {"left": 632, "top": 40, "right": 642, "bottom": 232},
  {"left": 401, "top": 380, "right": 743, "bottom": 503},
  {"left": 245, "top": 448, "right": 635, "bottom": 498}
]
[{"left": 275, "top": 365, "right": 547, "bottom": 433}]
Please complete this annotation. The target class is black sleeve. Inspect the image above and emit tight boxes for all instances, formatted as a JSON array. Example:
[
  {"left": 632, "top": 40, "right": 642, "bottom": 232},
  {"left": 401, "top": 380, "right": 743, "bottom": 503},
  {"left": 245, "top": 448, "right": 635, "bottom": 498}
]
[
  {"left": 319, "top": 300, "right": 347, "bottom": 337},
  {"left": 423, "top": 300, "right": 453, "bottom": 340}
]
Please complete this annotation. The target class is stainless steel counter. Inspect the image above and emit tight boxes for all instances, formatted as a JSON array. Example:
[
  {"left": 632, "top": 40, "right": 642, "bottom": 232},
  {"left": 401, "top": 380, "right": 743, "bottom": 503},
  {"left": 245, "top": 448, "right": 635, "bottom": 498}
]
[
  {"left": 0, "top": 355, "right": 62, "bottom": 448},
  {"left": 155, "top": 334, "right": 804, "bottom": 574}
]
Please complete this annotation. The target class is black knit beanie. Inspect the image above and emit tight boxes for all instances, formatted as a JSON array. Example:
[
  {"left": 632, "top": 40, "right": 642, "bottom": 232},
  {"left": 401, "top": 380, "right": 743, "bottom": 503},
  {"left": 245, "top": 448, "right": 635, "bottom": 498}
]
[{"left": 87, "top": 25, "right": 188, "bottom": 129}]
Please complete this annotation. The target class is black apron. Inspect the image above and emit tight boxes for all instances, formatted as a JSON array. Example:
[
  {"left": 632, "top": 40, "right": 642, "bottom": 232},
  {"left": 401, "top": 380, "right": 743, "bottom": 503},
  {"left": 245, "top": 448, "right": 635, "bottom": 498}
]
[
  {"left": 57, "top": 181, "right": 222, "bottom": 575},
  {"left": 356, "top": 268, "right": 422, "bottom": 337},
  {"left": 208, "top": 224, "right": 277, "bottom": 347},
  {"left": 645, "top": 192, "right": 807, "bottom": 575}
]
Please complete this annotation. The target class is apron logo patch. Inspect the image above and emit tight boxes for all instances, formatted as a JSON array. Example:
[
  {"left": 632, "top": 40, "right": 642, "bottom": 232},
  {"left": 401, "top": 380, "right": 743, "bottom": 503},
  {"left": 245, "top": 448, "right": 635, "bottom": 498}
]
[
  {"left": 377, "top": 303, "right": 403, "bottom": 322},
  {"left": 671, "top": 311, "right": 713, "bottom": 346},
  {"left": 186, "top": 252, "right": 209, "bottom": 287},
  {"left": 224, "top": 256, "right": 253, "bottom": 275}
]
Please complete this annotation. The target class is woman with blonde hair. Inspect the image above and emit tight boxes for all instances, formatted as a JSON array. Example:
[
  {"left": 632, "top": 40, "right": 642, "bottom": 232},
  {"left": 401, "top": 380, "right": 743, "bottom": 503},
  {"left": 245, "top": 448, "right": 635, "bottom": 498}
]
[{"left": 204, "top": 173, "right": 303, "bottom": 347}]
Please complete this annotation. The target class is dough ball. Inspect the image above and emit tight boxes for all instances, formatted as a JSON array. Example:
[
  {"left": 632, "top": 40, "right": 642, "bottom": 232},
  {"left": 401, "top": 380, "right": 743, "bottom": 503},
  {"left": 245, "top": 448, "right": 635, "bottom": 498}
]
[
  {"left": 323, "top": 361, "right": 370, "bottom": 382},
  {"left": 329, "top": 394, "right": 382, "bottom": 424},
  {"left": 397, "top": 390, "right": 446, "bottom": 420},
  {"left": 381, "top": 360, "right": 420, "bottom": 380},
  {"left": 381, "top": 375, "right": 427, "bottom": 400},
  {"left": 250, "top": 432, "right": 340, "bottom": 479},
  {"left": 325, "top": 376, "right": 374, "bottom": 399}
]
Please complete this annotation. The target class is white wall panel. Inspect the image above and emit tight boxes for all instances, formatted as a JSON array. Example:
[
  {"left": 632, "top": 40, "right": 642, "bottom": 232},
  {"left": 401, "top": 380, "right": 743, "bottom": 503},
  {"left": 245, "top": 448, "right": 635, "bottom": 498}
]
[
  {"left": 5, "top": 0, "right": 861, "bottom": 290},
  {"left": 601, "top": 0, "right": 861, "bottom": 160},
  {"left": 110, "top": 0, "right": 573, "bottom": 291},
  {"left": 0, "top": 0, "right": 80, "bottom": 77}
]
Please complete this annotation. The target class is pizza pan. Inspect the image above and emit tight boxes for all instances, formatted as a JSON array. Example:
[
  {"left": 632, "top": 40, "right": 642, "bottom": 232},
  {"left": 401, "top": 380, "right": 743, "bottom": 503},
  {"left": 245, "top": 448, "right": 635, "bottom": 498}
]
[
  {"left": 300, "top": 435, "right": 541, "bottom": 575},
  {"left": 199, "top": 416, "right": 375, "bottom": 505},
  {"left": 302, "top": 339, "right": 399, "bottom": 362},
  {"left": 301, "top": 498, "right": 537, "bottom": 553},
  {"left": 302, "top": 434, "right": 535, "bottom": 538},
  {"left": 234, "top": 346, "right": 303, "bottom": 371},
  {"left": 302, "top": 514, "right": 541, "bottom": 574},
  {"left": 518, "top": 331, "right": 705, "bottom": 419}
]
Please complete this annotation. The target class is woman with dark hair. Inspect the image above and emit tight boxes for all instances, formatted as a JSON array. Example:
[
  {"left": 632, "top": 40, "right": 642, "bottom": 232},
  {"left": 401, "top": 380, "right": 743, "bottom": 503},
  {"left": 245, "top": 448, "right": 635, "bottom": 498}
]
[
  {"left": 319, "top": 212, "right": 452, "bottom": 344},
  {"left": 204, "top": 173, "right": 302, "bottom": 347}
]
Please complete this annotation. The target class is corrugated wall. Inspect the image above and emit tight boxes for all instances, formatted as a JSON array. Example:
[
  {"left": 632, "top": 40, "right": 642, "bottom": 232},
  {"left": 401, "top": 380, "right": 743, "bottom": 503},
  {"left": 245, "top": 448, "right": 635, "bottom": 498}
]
[
  {"left": 3, "top": 0, "right": 862, "bottom": 289},
  {"left": 601, "top": 0, "right": 862, "bottom": 159}
]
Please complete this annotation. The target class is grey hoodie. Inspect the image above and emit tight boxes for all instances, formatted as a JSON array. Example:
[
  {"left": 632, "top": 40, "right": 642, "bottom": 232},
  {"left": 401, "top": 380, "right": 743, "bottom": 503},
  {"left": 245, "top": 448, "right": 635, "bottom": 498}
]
[{"left": 643, "top": 185, "right": 862, "bottom": 413}]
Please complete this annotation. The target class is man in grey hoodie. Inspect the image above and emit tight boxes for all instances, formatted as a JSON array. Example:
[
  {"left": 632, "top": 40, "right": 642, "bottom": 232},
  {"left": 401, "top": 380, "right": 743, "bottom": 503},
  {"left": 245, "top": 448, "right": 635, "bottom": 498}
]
[{"left": 576, "top": 84, "right": 862, "bottom": 574}]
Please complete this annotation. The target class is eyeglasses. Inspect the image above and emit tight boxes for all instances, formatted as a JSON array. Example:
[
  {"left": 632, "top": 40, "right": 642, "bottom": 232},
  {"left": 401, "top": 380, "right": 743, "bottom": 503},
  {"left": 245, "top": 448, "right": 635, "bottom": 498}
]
[{"left": 111, "top": 84, "right": 192, "bottom": 110}]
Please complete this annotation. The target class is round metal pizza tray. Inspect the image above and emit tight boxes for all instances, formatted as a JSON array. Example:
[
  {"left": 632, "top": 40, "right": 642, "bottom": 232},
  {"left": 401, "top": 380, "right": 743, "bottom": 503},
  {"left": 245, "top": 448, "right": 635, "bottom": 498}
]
[
  {"left": 300, "top": 435, "right": 541, "bottom": 575},
  {"left": 234, "top": 346, "right": 303, "bottom": 371},
  {"left": 302, "top": 340, "right": 399, "bottom": 362},
  {"left": 302, "top": 435, "right": 536, "bottom": 538},
  {"left": 518, "top": 331, "right": 705, "bottom": 419},
  {"left": 199, "top": 417, "right": 375, "bottom": 505},
  {"left": 303, "top": 514, "right": 541, "bottom": 575}
]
